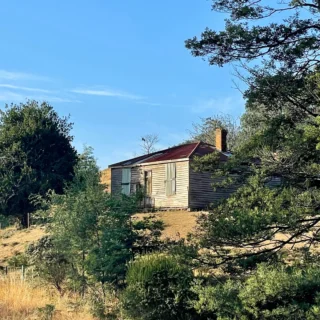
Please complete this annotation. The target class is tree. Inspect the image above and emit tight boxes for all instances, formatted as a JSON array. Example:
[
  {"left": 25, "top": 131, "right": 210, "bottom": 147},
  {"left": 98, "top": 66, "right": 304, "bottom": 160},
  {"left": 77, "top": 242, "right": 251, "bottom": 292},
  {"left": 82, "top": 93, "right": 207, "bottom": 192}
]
[
  {"left": 185, "top": 1, "right": 320, "bottom": 73},
  {"left": 48, "top": 147, "right": 162, "bottom": 297},
  {"left": 184, "top": 0, "right": 320, "bottom": 266},
  {"left": 48, "top": 148, "right": 137, "bottom": 294},
  {"left": 182, "top": 2, "right": 320, "bottom": 318},
  {"left": 0, "top": 101, "right": 78, "bottom": 225},
  {"left": 27, "top": 236, "right": 70, "bottom": 295},
  {"left": 141, "top": 134, "right": 159, "bottom": 154},
  {"left": 185, "top": 1, "right": 320, "bottom": 122},
  {"left": 189, "top": 114, "right": 241, "bottom": 150}
]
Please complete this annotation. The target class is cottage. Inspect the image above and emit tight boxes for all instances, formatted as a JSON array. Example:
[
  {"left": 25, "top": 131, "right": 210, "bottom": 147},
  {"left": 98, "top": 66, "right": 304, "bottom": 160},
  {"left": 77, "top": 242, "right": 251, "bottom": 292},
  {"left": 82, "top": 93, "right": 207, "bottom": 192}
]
[{"left": 105, "top": 129, "right": 235, "bottom": 210}]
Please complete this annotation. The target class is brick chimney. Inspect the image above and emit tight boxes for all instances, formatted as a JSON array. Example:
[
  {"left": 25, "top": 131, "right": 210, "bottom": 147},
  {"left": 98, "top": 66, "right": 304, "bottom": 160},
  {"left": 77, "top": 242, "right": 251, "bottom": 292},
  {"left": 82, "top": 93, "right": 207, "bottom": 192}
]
[{"left": 215, "top": 128, "right": 227, "bottom": 152}]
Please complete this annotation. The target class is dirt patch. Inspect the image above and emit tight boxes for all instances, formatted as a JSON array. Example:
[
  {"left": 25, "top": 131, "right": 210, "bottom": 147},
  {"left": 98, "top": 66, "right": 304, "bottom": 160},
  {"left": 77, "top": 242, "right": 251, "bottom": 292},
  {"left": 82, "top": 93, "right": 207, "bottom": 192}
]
[{"left": 134, "top": 210, "right": 200, "bottom": 240}]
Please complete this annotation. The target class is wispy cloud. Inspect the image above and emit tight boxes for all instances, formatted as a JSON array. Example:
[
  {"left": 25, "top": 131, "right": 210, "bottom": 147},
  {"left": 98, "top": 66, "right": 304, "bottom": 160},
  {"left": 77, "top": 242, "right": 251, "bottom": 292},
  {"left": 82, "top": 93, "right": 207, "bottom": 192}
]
[
  {"left": 0, "top": 70, "right": 50, "bottom": 81},
  {"left": 0, "top": 84, "right": 52, "bottom": 93},
  {"left": 71, "top": 87, "right": 144, "bottom": 101},
  {"left": 0, "top": 90, "right": 81, "bottom": 103}
]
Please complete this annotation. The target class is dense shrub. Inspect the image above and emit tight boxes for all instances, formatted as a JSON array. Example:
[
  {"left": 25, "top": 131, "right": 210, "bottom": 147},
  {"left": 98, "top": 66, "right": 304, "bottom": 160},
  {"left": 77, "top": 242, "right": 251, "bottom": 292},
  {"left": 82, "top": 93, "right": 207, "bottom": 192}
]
[
  {"left": 191, "top": 263, "right": 320, "bottom": 320},
  {"left": 121, "top": 253, "right": 196, "bottom": 320},
  {"left": 7, "top": 253, "right": 29, "bottom": 268}
]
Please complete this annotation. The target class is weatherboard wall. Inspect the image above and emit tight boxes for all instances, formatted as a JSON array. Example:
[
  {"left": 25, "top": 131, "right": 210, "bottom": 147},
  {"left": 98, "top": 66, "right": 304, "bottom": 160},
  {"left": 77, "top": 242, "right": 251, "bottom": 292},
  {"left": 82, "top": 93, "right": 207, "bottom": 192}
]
[
  {"left": 188, "top": 165, "right": 238, "bottom": 209},
  {"left": 111, "top": 161, "right": 189, "bottom": 208}
]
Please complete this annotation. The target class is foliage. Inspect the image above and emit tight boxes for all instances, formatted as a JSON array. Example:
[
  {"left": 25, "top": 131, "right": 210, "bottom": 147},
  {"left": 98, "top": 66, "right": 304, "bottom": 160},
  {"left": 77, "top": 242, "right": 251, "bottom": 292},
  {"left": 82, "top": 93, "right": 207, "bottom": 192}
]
[
  {"left": 191, "top": 152, "right": 221, "bottom": 173},
  {"left": 89, "top": 286, "right": 120, "bottom": 320},
  {"left": 191, "top": 263, "right": 320, "bottom": 319},
  {"left": 0, "top": 214, "right": 14, "bottom": 228},
  {"left": 27, "top": 236, "right": 70, "bottom": 295},
  {"left": 47, "top": 147, "right": 138, "bottom": 294},
  {"left": 184, "top": 0, "right": 320, "bottom": 265},
  {"left": 37, "top": 304, "right": 55, "bottom": 320},
  {"left": 186, "top": 1, "right": 320, "bottom": 72},
  {"left": 189, "top": 114, "right": 241, "bottom": 150},
  {"left": 7, "top": 253, "right": 29, "bottom": 268},
  {"left": 183, "top": 1, "right": 320, "bottom": 319},
  {"left": 0, "top": 101, "right": 78, "bottom": 225},
  {"left": 133, "top": 215, "right": 165, "bottom": 253},
  {"left": 121, "top": 253, "right": 196, "bottom": 320}
]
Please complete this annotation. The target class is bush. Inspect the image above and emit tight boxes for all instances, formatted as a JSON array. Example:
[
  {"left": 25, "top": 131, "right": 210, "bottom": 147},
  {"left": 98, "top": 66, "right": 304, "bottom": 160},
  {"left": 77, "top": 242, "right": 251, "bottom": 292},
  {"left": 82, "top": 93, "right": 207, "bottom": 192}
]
[
  {"left": 121, "top": 253, "right": 196, "bottom": 320},
  {"left": 0, "top": 215, "right": 16, "bottom": 229},
  {"left": 26, "top": 236, "right": 70, "bottom": 295},
  {"left": 7, "top": 253, "right": 29, "bottom": 267},
  {"left": 190, "top": 263, "right": 320, "bottom": 320}
]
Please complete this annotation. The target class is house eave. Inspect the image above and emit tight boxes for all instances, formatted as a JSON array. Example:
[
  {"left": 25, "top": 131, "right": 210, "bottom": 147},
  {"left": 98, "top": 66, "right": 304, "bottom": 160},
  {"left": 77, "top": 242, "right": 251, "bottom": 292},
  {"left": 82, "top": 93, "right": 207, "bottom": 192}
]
[{"left": 109, "top": 158, "right": 190, "bottom": 169}]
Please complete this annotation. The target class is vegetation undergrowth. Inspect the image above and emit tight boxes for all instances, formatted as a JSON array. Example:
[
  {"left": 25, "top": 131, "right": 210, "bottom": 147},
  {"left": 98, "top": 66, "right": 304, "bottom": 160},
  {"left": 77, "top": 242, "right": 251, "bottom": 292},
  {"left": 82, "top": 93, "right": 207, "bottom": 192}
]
[{"left": 0, "top": 278, "right": 94, "bottom": 320}]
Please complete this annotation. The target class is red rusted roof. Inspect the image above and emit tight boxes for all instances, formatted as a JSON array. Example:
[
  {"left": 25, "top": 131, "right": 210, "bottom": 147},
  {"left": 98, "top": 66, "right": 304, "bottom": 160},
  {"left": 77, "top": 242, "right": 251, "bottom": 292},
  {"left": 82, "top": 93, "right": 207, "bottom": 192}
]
[
  {"left": 192, "top": 143, "right": 229, "bottom": 162},
  {"left": 108, "top": 141, "right": 230, "bottom": 167},
  {"left": 142, "top": 142, "right": 199, "bottom": 163}
]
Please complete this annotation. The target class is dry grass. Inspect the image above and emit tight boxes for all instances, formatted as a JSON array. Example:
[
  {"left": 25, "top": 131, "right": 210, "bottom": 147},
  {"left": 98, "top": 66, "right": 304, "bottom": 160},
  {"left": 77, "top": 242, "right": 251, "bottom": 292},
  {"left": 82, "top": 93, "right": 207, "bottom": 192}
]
[
  {"left": 0, "top": 278, "right": 94, "bottom": 320},
  {"left": 0, "top": 210, "right": 199, "bottom": 267},
  {"left": 0, "top": 226, "right": 46, "bottom": 266},
  {"left": 134, "top": 210, "right": 199, "bottom": 240}
]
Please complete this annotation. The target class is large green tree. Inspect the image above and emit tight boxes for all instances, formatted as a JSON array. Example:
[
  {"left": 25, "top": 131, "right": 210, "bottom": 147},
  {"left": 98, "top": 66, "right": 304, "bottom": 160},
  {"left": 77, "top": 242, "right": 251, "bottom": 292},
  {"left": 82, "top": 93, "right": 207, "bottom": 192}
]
[
  {"left": 183, "top": 1, "right": 320, "bottom": 319},
  {"left": 0, "top": 101, "right": 78, "bottom": 224},
  {"left": 186, "top": 0, "right": 320, "bottom": 119},
  {"left": 46, "top": 147, "right": 164, "bottom": 298},
  {"left": 186, "top": 1, "right": 320, "bottom": 71}
]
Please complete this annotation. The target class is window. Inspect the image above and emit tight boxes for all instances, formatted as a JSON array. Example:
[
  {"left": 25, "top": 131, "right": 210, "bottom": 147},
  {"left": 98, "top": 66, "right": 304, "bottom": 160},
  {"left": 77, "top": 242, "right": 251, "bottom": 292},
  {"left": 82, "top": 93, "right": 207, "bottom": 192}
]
[
  {"left": 144, "top": 171, "right": 152, "bottom": 196},
  {"left": 132, "top": 182, "right": 141, "bottom": 194},
  {"left": 121, "top": 168, "right": 131, "bottom": 195},
  {"left": 165, "top": 163, "right": 176, "bottom": 196}
]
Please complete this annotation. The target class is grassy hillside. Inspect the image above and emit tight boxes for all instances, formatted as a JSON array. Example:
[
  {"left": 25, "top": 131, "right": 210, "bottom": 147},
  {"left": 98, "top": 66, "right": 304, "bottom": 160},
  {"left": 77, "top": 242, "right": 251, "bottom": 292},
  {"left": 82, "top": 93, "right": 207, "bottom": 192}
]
[
  {"left": 0, "top": 211, "right": 199, "bottom": 267},
  {"left": 0, "top": 211, "right": 198, "bottom": 319},
  {"left": 0, "top": 226, "right": 46, "bottom": 266}
]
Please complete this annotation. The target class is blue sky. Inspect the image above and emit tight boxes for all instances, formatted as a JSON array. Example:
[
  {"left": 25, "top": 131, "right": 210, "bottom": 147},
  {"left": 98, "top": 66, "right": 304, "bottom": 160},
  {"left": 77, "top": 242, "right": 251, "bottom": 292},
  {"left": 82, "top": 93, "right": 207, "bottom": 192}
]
[{"left": 0, "top": 0, "right": 245, "bottom": 168}]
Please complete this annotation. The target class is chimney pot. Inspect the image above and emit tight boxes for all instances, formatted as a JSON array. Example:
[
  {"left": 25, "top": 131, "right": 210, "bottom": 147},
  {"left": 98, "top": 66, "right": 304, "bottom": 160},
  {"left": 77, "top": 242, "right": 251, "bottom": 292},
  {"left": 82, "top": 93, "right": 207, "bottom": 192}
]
[{"left": 215, "top": 128, "right": 227, "bottom": 152}]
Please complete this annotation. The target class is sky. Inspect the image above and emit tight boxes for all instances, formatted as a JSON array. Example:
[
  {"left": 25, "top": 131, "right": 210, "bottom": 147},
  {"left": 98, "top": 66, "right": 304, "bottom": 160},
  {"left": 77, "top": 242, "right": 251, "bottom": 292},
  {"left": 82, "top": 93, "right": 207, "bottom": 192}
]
[{"left": 0, "top": 0, "right": 245, "bottom": 168}]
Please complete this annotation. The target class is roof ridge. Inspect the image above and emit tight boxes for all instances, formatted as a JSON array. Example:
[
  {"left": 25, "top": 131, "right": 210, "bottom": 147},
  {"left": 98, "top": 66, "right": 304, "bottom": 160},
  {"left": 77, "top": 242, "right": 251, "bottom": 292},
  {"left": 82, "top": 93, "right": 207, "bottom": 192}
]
[
  {"left": 187, "top": 141, "right": 201, "bottom": 158},
  {"left": 108, "top": 141, "right": 199, "bottom": 167}
]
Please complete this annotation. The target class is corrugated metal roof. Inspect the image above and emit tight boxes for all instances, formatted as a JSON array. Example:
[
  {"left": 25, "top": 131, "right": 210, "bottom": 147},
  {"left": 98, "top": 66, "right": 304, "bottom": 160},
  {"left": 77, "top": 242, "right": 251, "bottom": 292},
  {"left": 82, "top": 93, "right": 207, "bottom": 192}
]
[
  {"left": 142, "top": 142, "right": 199, "bottom": 163},
  {"left": 108, "top": 141, "right": 231, "bottom": 167}
]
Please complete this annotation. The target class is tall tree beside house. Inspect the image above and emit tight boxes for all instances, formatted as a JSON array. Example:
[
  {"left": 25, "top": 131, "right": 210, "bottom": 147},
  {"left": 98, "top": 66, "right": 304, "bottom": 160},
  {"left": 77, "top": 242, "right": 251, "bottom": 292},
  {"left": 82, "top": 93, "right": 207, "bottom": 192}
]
[
  {"left": 182, "top": 1, "right": 320, "bottom": 318},
  {"left": 48, "top": 147, "right": 138, "bottom": 295},
  {"left": 189, "top": 114, "right": 241, "bottom": 150},
  {"left": 141, "top": 134, "right": 159, "bottom": 154},
  {"left": 0, "top": 101, "right": 78, "bottom": 225},
  {"left": 45, "top": 148, "right": 164, "bottom": 301}
]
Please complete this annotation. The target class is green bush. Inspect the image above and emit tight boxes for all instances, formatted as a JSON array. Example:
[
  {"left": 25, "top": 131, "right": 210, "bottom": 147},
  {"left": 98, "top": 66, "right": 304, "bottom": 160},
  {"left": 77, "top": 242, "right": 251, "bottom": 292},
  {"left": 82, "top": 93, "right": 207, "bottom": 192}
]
[
  {"left": 27, "top": 236, "right": 70, "bottom": 295},
  {"left": 7, "top": 253, "right": 29, "bottom": 267},
  {"left": 121, "top": 253, "right": 196, "bottom": 320},
  {"left": 190, "top": 263, "right": 320, "bottom": 320},
  {"left": 0, "top": 215, "right": 15, "bottom": 228}
]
